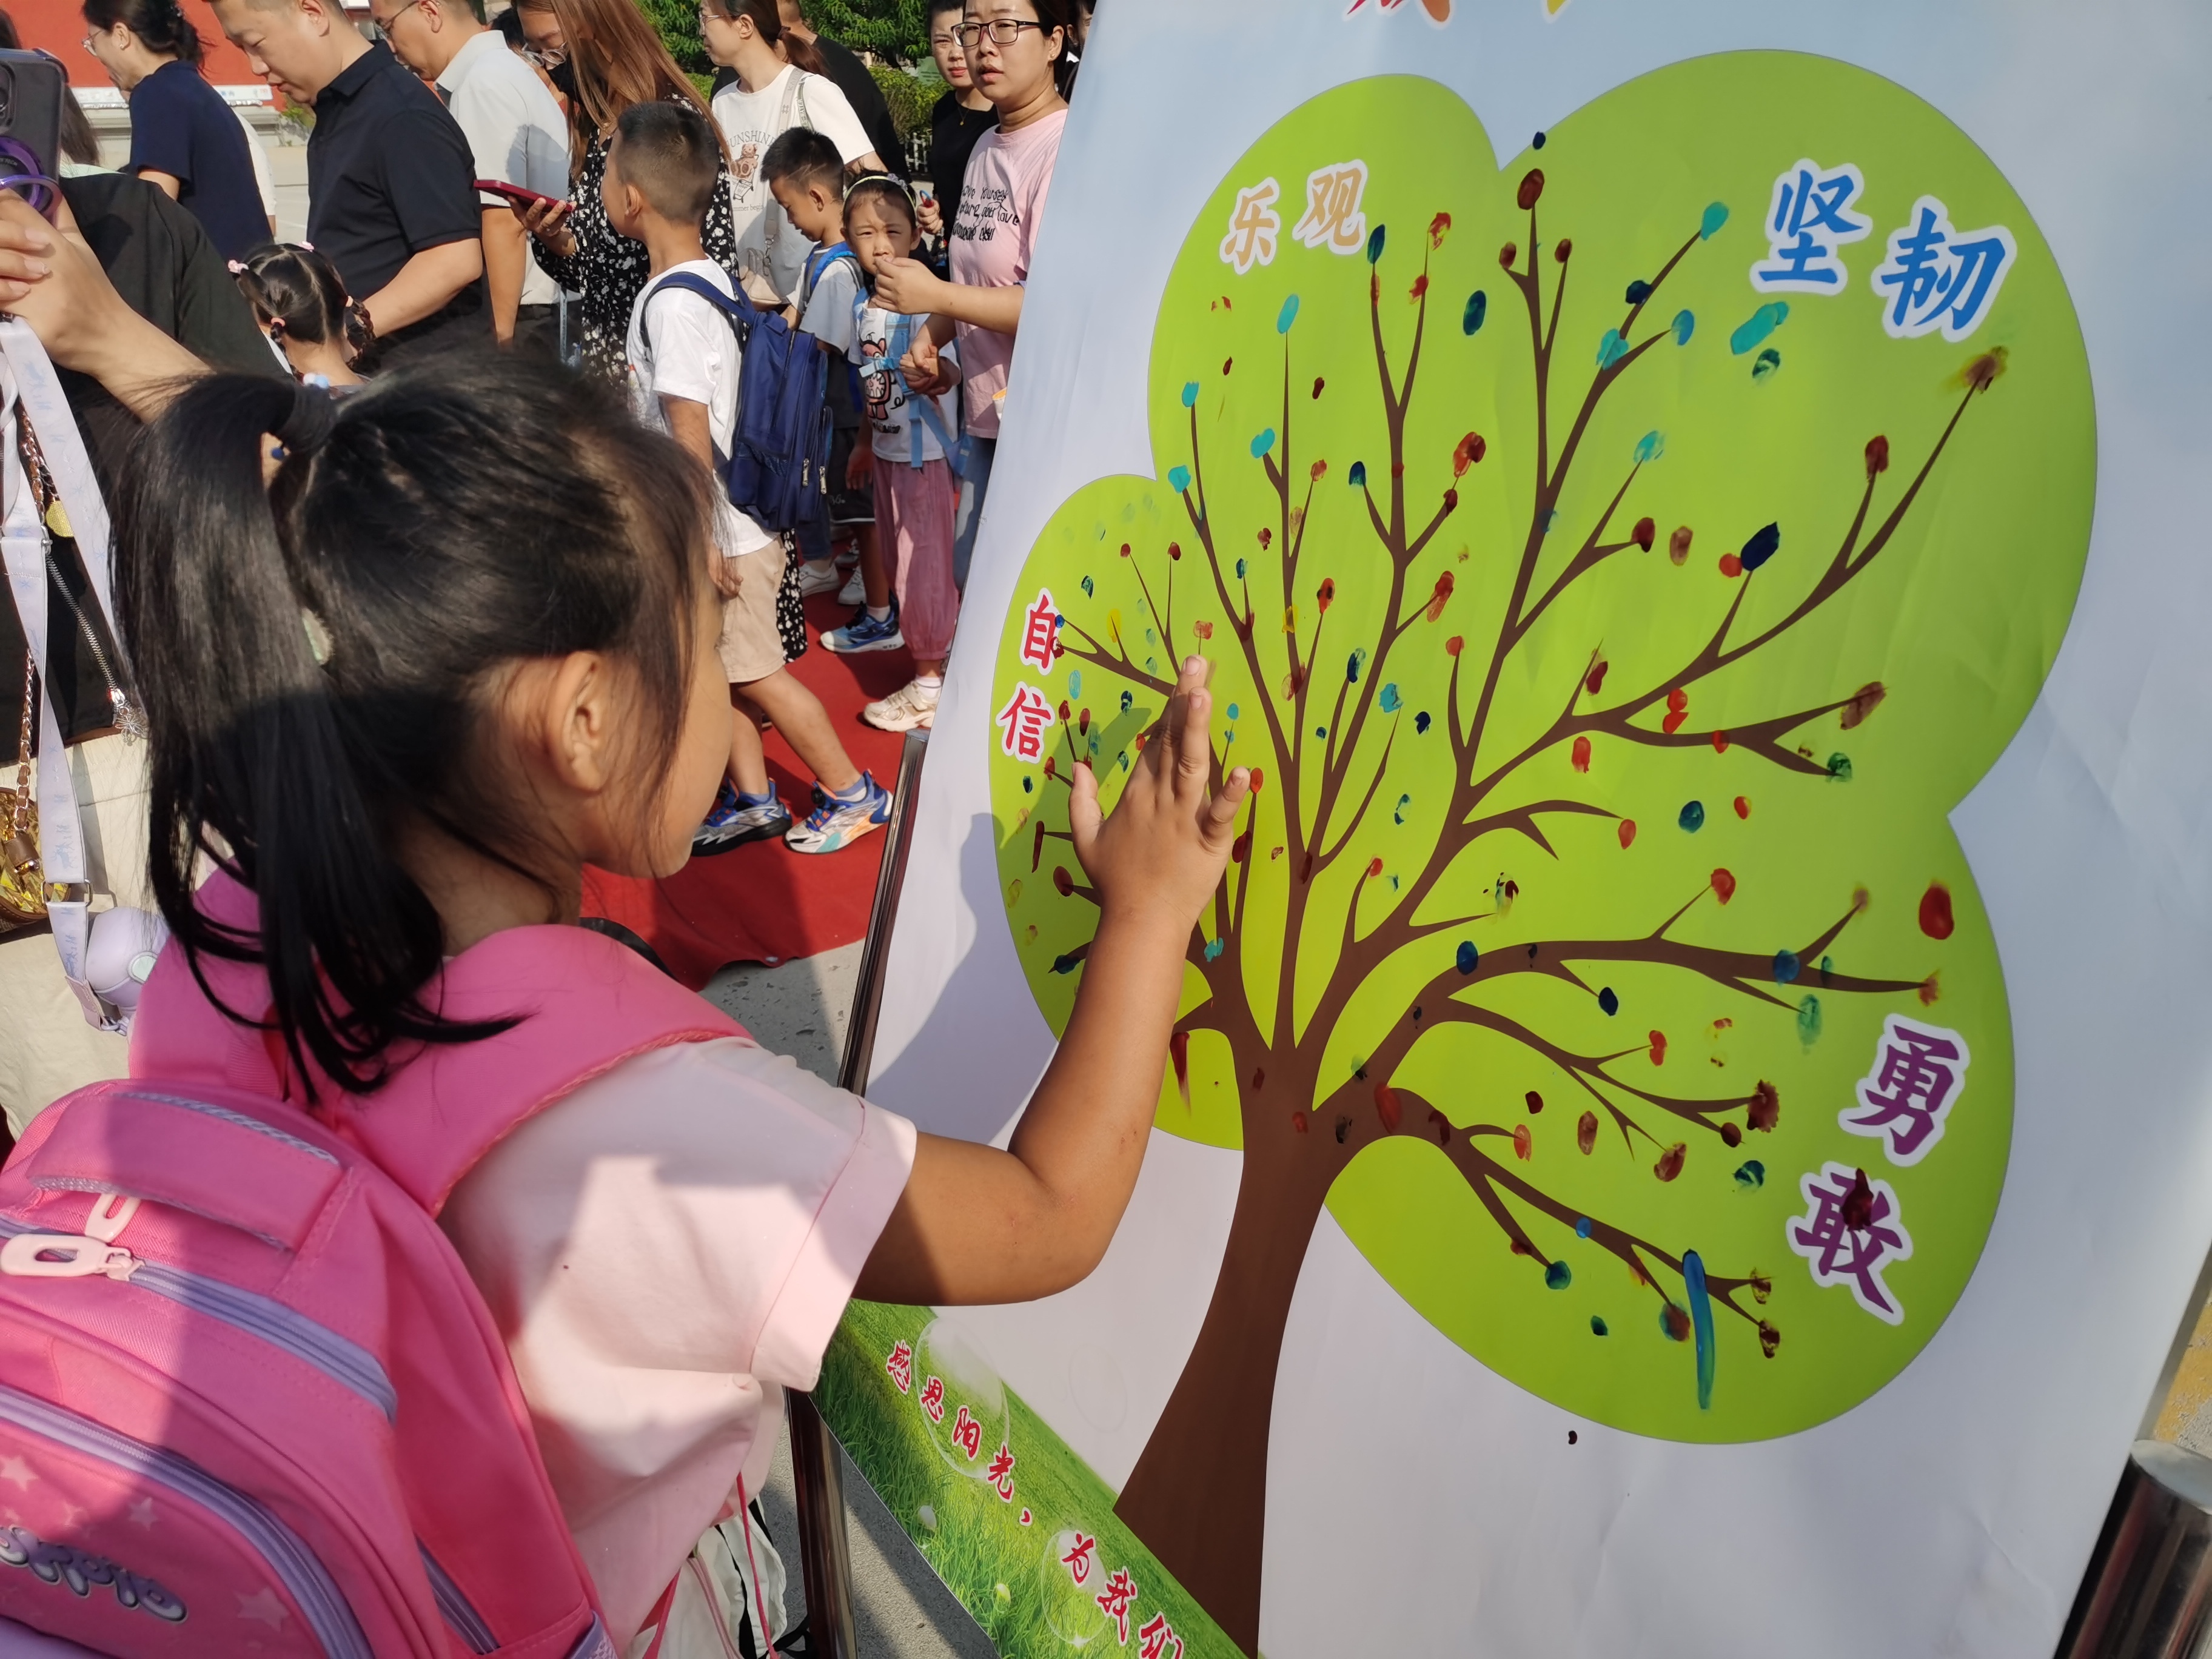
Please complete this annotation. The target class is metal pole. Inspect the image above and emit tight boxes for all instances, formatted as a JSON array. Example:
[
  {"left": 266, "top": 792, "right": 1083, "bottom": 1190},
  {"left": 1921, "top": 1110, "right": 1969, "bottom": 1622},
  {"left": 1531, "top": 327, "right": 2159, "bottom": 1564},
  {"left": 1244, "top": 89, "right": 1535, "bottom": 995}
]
[
  {"left": 2059, "top": 1440, "right": 2212, "bottom": 1658},
  {"left": 791, "top": 727, "right": 929, "bottom": 1659}
]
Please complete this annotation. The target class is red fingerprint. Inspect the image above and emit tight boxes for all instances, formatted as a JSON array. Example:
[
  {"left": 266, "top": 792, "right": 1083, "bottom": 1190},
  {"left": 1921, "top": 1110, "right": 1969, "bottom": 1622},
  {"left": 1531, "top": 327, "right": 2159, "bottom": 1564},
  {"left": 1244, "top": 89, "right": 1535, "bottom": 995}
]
[
  {"left": 1920, "top": 882, "right": 1956, "bottom": 940},
  {"left": 1617, "top": 819, "right": 1637, "bottom": 850},
  {"left": 1374, "top": 1084, "right": 1401, "bottom": 1133},
  {"left": 1571, "top": 736, "right": 1592, "bottom": 774},
  {"left": 1733, "top": 796, "right": 1750, "bottom": 819},
  {"left": 1711, "top": 868, "right": 1737, "bottom": 905},
  {"left": 1648, "top": 1031, "right": 1667, "bottom": 1066},
  {"left": 1513, "top": 1124, "right": 1532, "bottom": 1161}
]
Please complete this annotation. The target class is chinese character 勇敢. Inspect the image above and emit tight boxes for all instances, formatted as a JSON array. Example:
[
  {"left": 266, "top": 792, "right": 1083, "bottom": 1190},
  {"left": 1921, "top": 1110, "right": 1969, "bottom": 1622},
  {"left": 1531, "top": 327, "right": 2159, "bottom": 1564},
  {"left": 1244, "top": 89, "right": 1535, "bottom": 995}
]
[
  {"left": 1842, "top": 1014, "right": 1970, "bottom": 1165},
  {"left": 1786, "top": 1161, "right": 1914, "bottom": 1324}
]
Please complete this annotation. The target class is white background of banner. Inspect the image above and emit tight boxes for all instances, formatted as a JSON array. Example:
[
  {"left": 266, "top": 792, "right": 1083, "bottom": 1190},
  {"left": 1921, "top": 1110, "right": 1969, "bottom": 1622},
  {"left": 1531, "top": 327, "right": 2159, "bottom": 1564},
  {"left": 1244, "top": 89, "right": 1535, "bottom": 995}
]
[{"left": 864, "top": 2, "right": 2212, "bottom": 1652}]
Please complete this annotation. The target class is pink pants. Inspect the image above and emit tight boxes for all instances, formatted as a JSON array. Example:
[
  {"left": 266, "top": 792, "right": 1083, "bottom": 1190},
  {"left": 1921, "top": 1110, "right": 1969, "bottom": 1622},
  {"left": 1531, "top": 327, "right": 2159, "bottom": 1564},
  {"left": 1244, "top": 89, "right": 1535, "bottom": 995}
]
[{"left": 879, "top": 454, "right": 960, "bottom": 662}]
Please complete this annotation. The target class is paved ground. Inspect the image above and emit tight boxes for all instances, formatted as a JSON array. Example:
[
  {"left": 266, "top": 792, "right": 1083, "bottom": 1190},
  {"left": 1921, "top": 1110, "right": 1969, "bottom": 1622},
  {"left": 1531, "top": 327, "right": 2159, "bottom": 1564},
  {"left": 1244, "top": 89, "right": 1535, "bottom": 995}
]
[{"left": 707, "top": 949, "right": 998, "bottom": 1658}]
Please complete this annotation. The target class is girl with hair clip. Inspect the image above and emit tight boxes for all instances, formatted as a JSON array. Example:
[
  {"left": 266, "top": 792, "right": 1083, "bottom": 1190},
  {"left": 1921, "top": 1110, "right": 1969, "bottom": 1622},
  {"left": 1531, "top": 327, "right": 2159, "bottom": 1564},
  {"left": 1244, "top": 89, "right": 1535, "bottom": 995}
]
[
  {"left": 508, "top": 0, "right": 737, "bottom": 382},
  {"left": 80, "top": 0, "right": 267, "bottom": 256},
  {"left": 230, "top": 243, "right": 370, "bottom": 387},
  {"left": 111, "top": 355, "right": 1247, "bottom": 1655}
]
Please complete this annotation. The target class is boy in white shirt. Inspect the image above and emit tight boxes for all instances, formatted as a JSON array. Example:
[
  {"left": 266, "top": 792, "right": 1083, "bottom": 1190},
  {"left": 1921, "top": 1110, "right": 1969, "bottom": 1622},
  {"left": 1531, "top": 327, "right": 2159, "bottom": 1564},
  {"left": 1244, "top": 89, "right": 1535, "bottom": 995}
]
[{"left": 609, "top": 102, "right": 891, "bottom": 856}]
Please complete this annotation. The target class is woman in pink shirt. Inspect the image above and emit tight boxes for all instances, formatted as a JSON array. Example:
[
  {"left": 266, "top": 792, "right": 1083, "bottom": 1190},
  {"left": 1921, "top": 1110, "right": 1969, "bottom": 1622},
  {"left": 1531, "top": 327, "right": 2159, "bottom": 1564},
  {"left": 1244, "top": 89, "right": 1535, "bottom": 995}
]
[{"left": 873, "top": 0, "right": 1075, "bottom": 588}]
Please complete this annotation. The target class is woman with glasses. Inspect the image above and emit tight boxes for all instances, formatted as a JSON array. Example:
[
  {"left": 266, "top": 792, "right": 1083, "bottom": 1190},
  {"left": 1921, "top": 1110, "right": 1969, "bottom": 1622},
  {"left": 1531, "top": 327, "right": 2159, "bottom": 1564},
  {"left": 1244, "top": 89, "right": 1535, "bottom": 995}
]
[
  {"left": 872, "top": 0, "right": 1073, "bottom": 590},
  {"left": 79, "top": 0, "right": 267, "bottom": 258},
  {"left": 917, "top": 0, "right": 993, "bottom": 270},
  {"left": 506, "top": 0, "right": 737, "bottom": 381}
]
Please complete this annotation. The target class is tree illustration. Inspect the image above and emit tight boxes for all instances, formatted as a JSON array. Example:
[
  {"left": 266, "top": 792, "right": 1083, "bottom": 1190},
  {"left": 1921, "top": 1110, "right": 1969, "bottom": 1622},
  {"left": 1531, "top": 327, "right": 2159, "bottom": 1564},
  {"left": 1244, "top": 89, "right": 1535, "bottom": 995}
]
[{"left": 987, "top": 65, "right": 2091, "bottom": 1652}]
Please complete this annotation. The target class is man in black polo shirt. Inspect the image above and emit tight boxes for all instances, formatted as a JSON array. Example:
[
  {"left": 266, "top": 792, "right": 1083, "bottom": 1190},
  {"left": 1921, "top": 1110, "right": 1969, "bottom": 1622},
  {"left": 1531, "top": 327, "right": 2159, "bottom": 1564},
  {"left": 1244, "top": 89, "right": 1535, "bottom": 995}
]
[{"left": 213, "top": 0, "right": 486, "bottom": 359}]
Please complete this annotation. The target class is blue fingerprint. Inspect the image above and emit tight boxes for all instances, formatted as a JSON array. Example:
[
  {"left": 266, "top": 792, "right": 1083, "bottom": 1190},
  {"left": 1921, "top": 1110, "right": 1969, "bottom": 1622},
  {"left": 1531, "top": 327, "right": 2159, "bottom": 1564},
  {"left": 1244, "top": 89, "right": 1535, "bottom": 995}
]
[
  {"left": 1348, "top": 460, "right": 1368, "bottom": 488},
  {"left": 1068, "top": 670, "right": 1082, "bottom": 697},
  {"left": 1634, "top": 430, "right": 1665, "bottom": 464},
  {"left": 1227, "top": 703, "right": 1241, "bottom": 720},
  {"left": 1590, "top": 1316, "right": 1609, "bottom": 1336},
  {"left": 1596, "top": 329, "right": 1628, "bottom": 369},
  {"left": 1772, "top": 950, "right": 1801, "bottom": 984},
  {"left": 1575, "top": 1216, "right": 1593, "bottom": 1239},
  {"left": 1235, "top": 557, "right": 1247, "bottom": 579},
  {"left": 1251, "top": 428, "right": 1277, "bottom": 460},
  {"left": 1204, "top": 937, "right": 1224, "bottom": 960},
  {"left": 1672, "top": 310, "right": 1695, "bottom": 345},
  {"left": 1624, "top": 279, "right": 1652, "bottom": 304},
  {"left": 1797, "top": 995, "right": 1823, "bottom": 1045},
  {"left": 1022, "top": 776, "right": 1033, "bottom": 793},
  {"left": 1379, "top": 683, "right": 1402, "bottom": 713},
  {"left": 1729, "top": 301, "right": 1789, "bottom": 356},
  {"left": 1277, "top": 293, "right": 1300, "bottom": 334},
  {"left": 1119, "top": 689, "right": 1133, "bottom": 712},
  {"left": 1752, "top": 346, "right": 1781, "bottom": 382},
  {"left": 1684, "top": 1250, "right": 1717, "bottom": 1410},
  {"left": 1366, "top": 224, "right": 1386, "bottom": 264},
  {"left": 1463, "top": 290, "right": 1487, "bottom": 335},
  {"left": 1826, "top": 753, "right": 1853, "bottom": 782},
  {"left": 1700, "top": 202, "right": 1730, "bottom": 241},
  {"left": 1597, "top": 987, "right": 1620, "bottom": 1016},
  {"left": 1734, "top": 1159, "right": 1766, "bottom": 1189},
  {"left": 1050, "top": 953, "right": 1083, "bottom": 975},
  {"left": 1167, "top": 466, "right": 1191, "bottom": 493},
  {"left": 1347, "top": 648, "right": 1366, "bottom": 683},
  {"left": 1181, "top": 381, "right": 1199, "bottom": 409},
  {"left": 1394, "top": 794, "right": 1410, "bottom": 825},
  {"left": 1740, "top": 521, "right": 1780, "bottom": 571},
  {"left": 1080, "top": 574, "right": 1094, "bottom": 597},
  {"left": 1545, "top": 1261, "right": 1573, "bottom": 1290},
  {"left": 1678, "top": 800, "right": 1706, "bottom": 833},
  {"left": 1455, "top": 940, "right": 1479, "bottom": 976},
  {"left": 1415, "top": 712, "right": 1432, "bottom": 735}
]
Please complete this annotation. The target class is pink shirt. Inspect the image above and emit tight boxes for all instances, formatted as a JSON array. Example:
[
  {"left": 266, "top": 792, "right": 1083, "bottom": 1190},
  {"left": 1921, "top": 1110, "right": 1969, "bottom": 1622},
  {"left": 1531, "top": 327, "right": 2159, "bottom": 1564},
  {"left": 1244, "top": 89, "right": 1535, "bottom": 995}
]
[
  {"left": 440, "top": 1037, "right": 916, "bottom": 1646},
  {"left": 948, "top": 106, "right": 1066, "bottom": 439}
]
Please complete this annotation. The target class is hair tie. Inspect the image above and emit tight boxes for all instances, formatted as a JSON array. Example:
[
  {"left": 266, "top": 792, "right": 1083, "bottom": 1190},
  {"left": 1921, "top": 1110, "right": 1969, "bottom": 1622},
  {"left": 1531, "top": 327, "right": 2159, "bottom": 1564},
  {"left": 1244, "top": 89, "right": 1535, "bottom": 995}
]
[
  {"left": 300, "top": 608, "right": 334, "bottom": 667},
  {"left": 226, "top": 259, "right": 248, "bottom": 275},
  {"left": 273, "top": 382, "right": 337, "bottom": 460}
]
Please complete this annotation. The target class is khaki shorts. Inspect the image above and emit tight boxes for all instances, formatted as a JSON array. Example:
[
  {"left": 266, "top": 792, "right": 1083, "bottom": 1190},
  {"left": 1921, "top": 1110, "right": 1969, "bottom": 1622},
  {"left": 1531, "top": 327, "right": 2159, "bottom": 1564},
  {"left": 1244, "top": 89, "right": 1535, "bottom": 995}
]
[{"left": 717, "top": 537, "right": 791, "bottom": 685}]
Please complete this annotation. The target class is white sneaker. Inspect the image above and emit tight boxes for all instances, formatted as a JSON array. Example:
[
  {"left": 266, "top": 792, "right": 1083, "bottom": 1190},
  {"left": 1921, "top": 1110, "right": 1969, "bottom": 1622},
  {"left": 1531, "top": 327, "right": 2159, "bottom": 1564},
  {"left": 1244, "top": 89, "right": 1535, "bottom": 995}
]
[
  {"left": 864, "top": 680, "right": 939, "bottom": 732},
  {"left": 837, "top": 569, "right": 867, "bottom": 606},
  {"left": 794, "top": 560, "right": 843, "bottom": 598}
]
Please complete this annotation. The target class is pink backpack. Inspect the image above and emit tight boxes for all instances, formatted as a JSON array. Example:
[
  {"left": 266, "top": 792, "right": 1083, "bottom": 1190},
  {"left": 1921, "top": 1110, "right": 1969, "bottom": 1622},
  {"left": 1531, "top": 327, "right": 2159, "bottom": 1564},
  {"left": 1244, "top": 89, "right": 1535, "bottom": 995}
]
[{"left": 0, "top": 874, "right": 746, "bottom": 1657}]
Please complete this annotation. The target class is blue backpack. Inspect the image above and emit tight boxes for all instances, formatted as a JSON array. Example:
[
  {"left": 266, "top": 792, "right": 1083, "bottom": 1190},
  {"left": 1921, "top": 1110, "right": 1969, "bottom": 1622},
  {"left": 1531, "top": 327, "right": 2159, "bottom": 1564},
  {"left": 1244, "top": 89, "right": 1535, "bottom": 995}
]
[{"left": 642, "top": 270, "right": 830, "bottom": 534}]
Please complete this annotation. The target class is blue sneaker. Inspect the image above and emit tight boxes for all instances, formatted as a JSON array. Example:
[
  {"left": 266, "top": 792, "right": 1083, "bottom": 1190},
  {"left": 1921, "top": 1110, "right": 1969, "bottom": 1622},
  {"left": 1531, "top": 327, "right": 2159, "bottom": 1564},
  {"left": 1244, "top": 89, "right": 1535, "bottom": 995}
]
[
  {"left": 692, "top": 780, "right": 792, "bottom": 856},
  {"left": 822, "top": 601, "right": 904, "bottom": 654},
  {"left": 785, "top": 772, "right": 892, "bottom": 854}
]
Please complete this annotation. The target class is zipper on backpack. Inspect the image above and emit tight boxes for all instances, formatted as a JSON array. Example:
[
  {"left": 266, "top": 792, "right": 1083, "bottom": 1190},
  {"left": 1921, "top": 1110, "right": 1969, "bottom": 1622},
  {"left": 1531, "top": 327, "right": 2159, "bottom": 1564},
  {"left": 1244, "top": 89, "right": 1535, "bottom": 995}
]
[
  {"left": 0, "top": 1213, "right": 398, "bottom": 1423},
  {"left": 0, "top": 1381, "right": 374, "bottom": 1659}
]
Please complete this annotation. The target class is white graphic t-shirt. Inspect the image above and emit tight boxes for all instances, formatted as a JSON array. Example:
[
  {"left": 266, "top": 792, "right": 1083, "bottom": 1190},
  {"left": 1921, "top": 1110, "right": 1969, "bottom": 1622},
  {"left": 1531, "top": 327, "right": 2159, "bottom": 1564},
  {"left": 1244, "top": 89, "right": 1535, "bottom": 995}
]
[
  {"left": 711, "top": 66, "right": 873, "bottom": 304},
  {"left": 856, "top": 303, "right": 961, "bottom": 468}
]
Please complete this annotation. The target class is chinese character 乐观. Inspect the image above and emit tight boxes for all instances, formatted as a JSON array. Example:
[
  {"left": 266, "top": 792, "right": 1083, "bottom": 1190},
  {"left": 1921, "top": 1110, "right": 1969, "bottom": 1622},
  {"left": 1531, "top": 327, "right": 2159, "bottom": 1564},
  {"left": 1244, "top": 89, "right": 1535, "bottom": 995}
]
[
  {"left": 1842, "top": 1014, "right": 1970, "bottom": 1165},
  {"left": 1872, "top": 195, "right": 2017, "bottom": 341},
  {"left": 1293, "top": 161, "right": 1369, "bottom": 255},
  {"left": 1749, "top": 159, "right": 1872, "bottom": 292},
  {"left": 883, "top": 1340, "right": 913, "bottom": 1395},
  {"left": 919, "top": 1375, "right": 945, "bottom": 1423},
  {"left": 996, "top": 683, "right": 1054, "bottom": 763},
  {"left": 1094, "top": 1567, "right": 1139, "bottom": 1644},
  {"left": 1786, "top": 1161, "right": 1914, "bottom": 1324},
  {"left": 1219, "top": 178, "right": 1281, "bottom": 275}
]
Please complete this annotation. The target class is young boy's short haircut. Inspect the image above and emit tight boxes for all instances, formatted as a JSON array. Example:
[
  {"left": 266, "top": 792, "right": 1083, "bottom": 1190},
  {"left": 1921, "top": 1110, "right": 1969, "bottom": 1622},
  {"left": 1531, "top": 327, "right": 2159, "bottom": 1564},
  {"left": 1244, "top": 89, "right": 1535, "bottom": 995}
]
[
  {"left": 843, "top": 173, "right": 917, "bottom": 232},
  {"left": 614, "top": 101, "right": 722, "bottom": 224},
  {"left": 762, "top": 126, "right": 845, "bottom": 196}
]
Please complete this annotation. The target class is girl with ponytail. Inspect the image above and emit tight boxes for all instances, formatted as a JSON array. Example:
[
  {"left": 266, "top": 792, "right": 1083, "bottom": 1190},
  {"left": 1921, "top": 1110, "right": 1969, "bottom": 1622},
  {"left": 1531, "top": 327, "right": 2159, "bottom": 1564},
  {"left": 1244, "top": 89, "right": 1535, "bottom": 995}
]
[
  {"left": 81, "top": 0, "right": 269, "bottom": 256},
  {"left": 230, "top": 241, "right": 372, "bottom": 385},
  {"left": 113, "top": 356, "right": 1248, "bottom": 1652}
]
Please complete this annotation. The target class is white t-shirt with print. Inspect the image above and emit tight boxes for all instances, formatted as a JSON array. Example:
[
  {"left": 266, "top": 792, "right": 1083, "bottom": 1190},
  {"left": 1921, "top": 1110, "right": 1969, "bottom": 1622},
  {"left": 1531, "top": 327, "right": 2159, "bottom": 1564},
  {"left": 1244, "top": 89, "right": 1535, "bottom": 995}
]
[
  {"left": 625, "top": 260, "right": 774, "bottom": 557},
  {"left": 712, "top": 66, "right": 873, "bottom": 304},
  {"left": 856, "top": 304, "right": 961, "bottom": 467}
]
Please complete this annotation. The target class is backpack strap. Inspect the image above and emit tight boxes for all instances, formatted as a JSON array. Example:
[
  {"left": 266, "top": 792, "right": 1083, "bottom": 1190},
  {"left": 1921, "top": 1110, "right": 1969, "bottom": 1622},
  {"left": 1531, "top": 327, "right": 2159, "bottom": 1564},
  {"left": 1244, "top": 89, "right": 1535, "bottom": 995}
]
[
  {"left": 638, "top": 267, "right": 759, "bottom": 358},
  {"left": 129, "top": 870, "right": 748, "bottom": 1217}
]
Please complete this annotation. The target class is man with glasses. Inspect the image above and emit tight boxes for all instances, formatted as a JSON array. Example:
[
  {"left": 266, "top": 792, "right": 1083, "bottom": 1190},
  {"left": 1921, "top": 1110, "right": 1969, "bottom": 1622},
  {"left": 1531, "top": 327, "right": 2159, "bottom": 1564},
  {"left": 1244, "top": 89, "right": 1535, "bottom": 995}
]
[
  {"left": 212, "top": 0, "right": 484, "bottom": 361},
  {"left": 371, "top": 0, "right": 569, "bottom": 354}
]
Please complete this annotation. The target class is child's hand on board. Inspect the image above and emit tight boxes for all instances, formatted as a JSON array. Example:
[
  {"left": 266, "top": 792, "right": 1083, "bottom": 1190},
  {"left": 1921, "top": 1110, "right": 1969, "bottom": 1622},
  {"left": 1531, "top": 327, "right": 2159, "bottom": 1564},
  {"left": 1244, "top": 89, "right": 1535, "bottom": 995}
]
[{"left": 1070, "top": 655, "right": 1248, "bottom": 931}]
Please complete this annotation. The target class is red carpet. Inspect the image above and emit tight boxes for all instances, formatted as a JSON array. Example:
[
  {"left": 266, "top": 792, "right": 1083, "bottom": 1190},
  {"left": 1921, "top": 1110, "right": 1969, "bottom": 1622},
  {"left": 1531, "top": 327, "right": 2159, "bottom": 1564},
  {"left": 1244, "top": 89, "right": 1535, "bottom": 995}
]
[{"left": 581, "top": 589, "right": 915, "bottom": 990}]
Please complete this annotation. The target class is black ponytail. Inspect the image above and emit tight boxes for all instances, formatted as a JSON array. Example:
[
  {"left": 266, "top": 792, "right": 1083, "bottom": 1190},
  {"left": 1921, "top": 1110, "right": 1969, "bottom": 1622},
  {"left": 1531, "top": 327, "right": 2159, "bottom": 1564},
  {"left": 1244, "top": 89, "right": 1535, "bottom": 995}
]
[
  {"left": 81, "top": 0, "right": 203, "bottom": 65},
  {"left": 116, "top": 355, "right": 714, "bottom": 1094},
  {"left": 233, "top": 243, "right": 375, "bottom": 370}
]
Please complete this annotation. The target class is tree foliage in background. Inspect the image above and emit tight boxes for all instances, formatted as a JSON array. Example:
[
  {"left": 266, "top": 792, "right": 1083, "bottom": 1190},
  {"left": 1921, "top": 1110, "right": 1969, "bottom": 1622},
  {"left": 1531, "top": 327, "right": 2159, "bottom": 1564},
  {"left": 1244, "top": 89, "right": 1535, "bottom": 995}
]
[
  {"left": 640, "top": 0, "right": 709, "bottom": 75},
  {"left": 870, "top": 61, "right": 937, "bottom": 141},
  {"left": 805, "top": 0, "right": 931, "bottom": 62}
]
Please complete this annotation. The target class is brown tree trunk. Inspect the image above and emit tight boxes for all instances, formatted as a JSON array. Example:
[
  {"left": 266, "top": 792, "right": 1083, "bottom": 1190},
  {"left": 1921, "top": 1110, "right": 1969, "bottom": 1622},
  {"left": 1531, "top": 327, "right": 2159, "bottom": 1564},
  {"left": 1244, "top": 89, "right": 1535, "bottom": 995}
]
[{"left": 1113, "top": 1142, "right": 1333, "bottom": 1655}]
